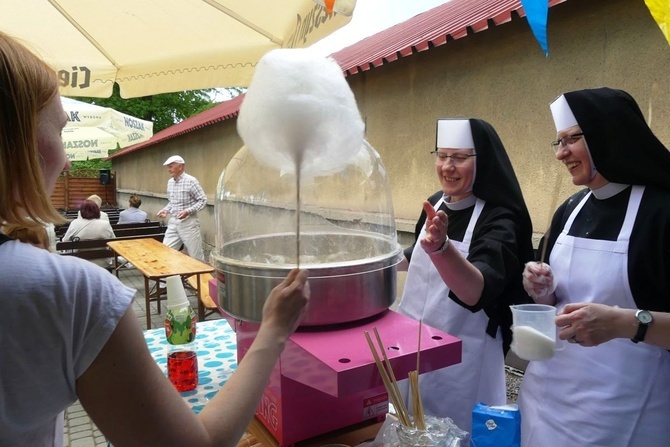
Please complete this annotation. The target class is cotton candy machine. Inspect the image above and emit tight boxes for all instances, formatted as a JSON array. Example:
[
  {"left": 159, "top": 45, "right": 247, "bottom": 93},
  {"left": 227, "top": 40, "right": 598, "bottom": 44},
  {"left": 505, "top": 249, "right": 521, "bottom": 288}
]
[
  {"left": 211, "top": 141, "right": 461, "bottom": 445},
  {"left": 212, "top": 141, "right": 402, "bottom": 326},
  {"left": 211, "top": 48, "right": 461, "bottom": 446}
]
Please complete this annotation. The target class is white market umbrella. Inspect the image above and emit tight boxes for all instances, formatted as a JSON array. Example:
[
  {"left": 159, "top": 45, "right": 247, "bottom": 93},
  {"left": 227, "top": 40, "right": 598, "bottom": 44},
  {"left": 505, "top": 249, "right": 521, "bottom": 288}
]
[
  {"left": 61, "top": 97, "right": 153, "bottom": 161},
  {"left": 2, "top": 0, "right": 355, "bottom": 99}
]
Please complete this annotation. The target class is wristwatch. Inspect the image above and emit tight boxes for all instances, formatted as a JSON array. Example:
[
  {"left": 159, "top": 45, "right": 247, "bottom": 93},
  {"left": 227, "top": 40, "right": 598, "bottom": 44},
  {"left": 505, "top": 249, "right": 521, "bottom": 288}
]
[{"left": 631, "top": 309, "right": 653, "bottom": 343}]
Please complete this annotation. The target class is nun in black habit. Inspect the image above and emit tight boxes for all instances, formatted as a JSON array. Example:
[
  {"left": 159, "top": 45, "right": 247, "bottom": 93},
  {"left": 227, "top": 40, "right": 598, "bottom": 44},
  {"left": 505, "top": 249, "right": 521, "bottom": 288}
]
[
  {"left": 519, "top": 87, "right": 670, "bottom": 447},
  {"left": 397, "top": 118, "right": 534, "bottom": 434}
]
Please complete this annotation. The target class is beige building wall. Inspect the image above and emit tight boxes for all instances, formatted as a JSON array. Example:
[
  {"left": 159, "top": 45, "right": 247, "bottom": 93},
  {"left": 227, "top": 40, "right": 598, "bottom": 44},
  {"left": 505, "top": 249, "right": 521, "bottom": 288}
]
[
  {"left": 112, "top": 0, "right": 670, "bottom": 254},
  {"left": 349, "top": 0, "right": 670, "bottom": 245}
]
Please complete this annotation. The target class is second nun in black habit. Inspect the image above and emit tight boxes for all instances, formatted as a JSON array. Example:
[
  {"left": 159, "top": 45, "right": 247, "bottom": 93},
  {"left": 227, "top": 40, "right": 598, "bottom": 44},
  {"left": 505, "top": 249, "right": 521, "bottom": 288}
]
[{"left": 398, "top": 118, "right": 533, "bottom": 434}]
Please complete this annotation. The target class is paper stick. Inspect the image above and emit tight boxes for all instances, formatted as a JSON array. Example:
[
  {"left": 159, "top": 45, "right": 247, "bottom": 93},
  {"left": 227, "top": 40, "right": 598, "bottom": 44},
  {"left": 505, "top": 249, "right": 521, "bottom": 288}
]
[
  {"left": 373, "top": 327, "right": 411, "bottom": 423},
  {"left": 365, "top": 330, "right": 411, "bottom": 427}
]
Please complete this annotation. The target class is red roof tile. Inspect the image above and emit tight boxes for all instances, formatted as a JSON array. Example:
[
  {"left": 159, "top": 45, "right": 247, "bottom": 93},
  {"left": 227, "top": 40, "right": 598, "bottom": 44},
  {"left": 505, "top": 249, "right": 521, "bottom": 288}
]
[
  {"left": 108, "top": 0, "right": 566, "bottom": 159},
  {"left": 107, "top": 93, "right": 245, "bottom": 159},
  {"left": 332, "top": 0, "right": 567, "bottom": 76}
]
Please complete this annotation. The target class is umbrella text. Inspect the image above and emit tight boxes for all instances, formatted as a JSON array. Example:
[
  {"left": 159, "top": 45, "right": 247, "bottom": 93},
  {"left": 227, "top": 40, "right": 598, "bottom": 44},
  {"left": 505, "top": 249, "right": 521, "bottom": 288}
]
[
  {"left": 124, "top": 117, "right": 146, "bottom": 131},
  {"left": 64, "top": 139, "right": 99, "bottom": 149},
  {"left": 286, "top": 4, "right": 334, "bottom": 48},
  {"left": 128, "top": 132, "right": 144, "bottom": 142},
  {"left": 58, "top": 66, "right": 91, "bottom": 89}
]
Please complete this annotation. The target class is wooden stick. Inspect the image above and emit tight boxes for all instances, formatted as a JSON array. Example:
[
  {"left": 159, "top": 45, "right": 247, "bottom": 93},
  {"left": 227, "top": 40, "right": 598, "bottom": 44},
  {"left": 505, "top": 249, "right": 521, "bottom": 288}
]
[
  {"left": 295, "top": 156, "right": 302, "bottom": 269},
  {"left": 416, "top": 320, "right": 422, "bottom": 373},
  {"left": 365, "top": 331, "right": 409, "bottom": 427},
  {"left": 540, "top": 174, "right": 562, "bottom": 264},
  {"left": 365, "top": 330, "right": 411, "bottom": 427},
  {"left": 408, "top": 370, "right": 426, "bottom": 430},
  {"left": 375, "top": 328, "right": 413, "bottom": 427},
  {"left": 373, "top": 327, "right": 410, "bottom": 423},
  {"left": 408, "top": 320, "right": 426, "bottom": 430},
  {"left": 539, "top": 231, "right": 550, "bottom": 264}
]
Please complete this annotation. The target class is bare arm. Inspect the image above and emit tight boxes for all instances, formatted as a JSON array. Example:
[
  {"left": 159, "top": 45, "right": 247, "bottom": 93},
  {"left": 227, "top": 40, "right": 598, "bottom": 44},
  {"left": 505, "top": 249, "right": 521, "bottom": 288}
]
[
  {"left": 556, "top": 303, "right": 670, "bottom": 350},
  {"left": 420, "top": 201, "right": 484, "bottom": 306},
  {"left": 641, "top": 311, "right": 670, "bottom": 349},
  {"left": 77, "top": 269, "right": 309, "bottom": 447}
]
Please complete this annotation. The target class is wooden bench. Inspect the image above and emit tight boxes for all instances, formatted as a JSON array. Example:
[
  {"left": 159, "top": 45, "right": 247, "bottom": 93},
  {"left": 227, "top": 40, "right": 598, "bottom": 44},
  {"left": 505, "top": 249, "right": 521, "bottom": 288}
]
[
  {"left": 56, "top": 220, "right": 162, "bottom": 239},
  {"left": 62, "top": 208, "right": 121, "bottom": 218},
  {"left": 114, "top": 221, "right": 160, "bottom": 228},
  {"left": 186, "top": 273, "right": 220, "bottom": 320},
  {"left": 113, "top": 226, "right": 167, "bottom": 238}
]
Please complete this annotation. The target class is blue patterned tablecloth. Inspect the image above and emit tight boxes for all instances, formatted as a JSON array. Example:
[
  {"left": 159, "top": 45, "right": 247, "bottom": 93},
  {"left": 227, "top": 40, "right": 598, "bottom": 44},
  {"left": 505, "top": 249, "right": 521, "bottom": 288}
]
[{"left": 143, "top": 318, "right": 238, "bottom": 414}]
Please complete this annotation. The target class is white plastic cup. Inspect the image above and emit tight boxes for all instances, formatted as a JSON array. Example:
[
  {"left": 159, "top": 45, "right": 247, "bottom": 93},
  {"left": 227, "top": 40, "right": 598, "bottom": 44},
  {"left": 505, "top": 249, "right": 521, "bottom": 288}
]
[
  {"left": 510, "top": 304, "right": 563, "bottom": 361},
  {"left": 166, "top": 275, "right": 188, "bottom": 309}
]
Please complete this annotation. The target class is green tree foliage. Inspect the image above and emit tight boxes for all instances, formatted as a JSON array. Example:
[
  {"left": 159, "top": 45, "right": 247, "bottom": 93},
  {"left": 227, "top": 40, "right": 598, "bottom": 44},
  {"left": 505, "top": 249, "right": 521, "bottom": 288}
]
[
  {"left": 74, "top": 83, "right": 218, "bottom": 133},
  {"left": 69, "top": 158, "right": 113, "bottom": 174},
  {"left": 69, "top": 83, "right": 246, "bottom": 171}
]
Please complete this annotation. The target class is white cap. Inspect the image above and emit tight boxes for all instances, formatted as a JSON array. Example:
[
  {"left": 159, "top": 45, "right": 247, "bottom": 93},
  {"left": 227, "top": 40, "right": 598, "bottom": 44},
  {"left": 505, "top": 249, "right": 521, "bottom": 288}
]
[
  {"left": 550, "top": 95, "right": 578, "bottom": 132},
  {"left": 163, "top": 155, "right": 185, "bottom": 165},
  {"left": 166, "top": 275, "right": 188, "bottom": 309},
  {"left": 436, "top": 119, "right": 474, "bottom": 149}
]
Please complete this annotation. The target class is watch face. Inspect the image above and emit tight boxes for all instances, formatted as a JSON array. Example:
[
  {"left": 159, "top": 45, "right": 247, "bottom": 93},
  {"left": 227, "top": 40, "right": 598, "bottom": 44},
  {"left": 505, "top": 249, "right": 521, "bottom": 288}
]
[{"left": 637, "top": 310, "right": 653, "bottom": 324}]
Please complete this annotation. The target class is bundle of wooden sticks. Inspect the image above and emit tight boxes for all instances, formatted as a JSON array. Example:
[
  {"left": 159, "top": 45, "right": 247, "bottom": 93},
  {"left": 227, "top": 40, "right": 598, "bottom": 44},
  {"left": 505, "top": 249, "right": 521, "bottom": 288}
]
[{"left": 364, "top": 323, "right": 426, "bottom": 430}]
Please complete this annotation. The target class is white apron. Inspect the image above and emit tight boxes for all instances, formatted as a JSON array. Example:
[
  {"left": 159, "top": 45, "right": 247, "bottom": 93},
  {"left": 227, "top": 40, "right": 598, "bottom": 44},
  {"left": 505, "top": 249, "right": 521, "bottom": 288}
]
[
  {"left": 397, "top": 198, "right": 506, "bottom": 435},
  {"left": 519, "top": 185, "right": 670, "bottom": 447}
]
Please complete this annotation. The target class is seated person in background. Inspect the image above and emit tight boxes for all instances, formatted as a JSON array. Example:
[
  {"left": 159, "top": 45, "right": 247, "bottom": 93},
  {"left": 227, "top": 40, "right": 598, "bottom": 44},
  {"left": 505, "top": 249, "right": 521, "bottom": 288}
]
[
  {"left": 77, "top": 194, "right": 109, "bottom": 221},
  {"left": 63, "top": 200, "right": 116, "bottom": 268},
  {"left": 118, "top": 194, "right": 148, "bottom": 224}
]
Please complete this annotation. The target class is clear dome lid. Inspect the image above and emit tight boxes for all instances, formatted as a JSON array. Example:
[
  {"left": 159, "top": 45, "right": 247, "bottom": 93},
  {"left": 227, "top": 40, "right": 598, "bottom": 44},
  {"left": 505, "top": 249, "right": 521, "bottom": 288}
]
[{"left": 212, "top": 140, "right": 401, "bottom": 272}]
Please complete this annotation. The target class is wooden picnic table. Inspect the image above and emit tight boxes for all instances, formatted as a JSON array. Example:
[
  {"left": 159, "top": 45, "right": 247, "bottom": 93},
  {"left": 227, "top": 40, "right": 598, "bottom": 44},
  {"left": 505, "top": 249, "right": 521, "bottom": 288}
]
[{"left": 107, "top": 238, "right": 214, "bottom": 328}]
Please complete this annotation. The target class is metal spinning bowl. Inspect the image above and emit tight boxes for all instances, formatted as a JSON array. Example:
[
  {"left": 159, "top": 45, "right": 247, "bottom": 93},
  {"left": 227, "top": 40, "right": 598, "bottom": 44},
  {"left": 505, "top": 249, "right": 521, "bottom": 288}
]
[{"left": 212, "top": 232, "right": 403, "bottom": 326}]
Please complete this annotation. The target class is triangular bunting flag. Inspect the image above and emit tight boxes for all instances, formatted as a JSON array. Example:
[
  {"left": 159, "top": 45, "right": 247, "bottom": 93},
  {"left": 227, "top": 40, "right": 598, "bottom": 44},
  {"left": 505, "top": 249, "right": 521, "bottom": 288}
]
[
  {"left": 520, "top": 0, "right": 550, "bottom": 55},
  {"left": 645, "top": 0, "right": 670, "bottom": 46}
]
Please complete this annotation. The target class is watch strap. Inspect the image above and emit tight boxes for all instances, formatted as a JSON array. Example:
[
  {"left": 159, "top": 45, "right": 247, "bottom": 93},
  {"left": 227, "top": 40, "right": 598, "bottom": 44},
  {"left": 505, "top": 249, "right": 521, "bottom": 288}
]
[
  {"left": 631, "top": 310, "right": 651, "bottom": 343},
  {"left": 632, "top": 324, "right": 648, "bottom": 343}
]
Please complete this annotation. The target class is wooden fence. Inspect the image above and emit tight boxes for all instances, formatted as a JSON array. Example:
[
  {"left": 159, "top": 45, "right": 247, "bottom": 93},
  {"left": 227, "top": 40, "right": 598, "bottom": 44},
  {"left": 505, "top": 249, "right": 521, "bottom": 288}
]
[{"left": 50, "top": 170, "right": 117, "bottom": 211}]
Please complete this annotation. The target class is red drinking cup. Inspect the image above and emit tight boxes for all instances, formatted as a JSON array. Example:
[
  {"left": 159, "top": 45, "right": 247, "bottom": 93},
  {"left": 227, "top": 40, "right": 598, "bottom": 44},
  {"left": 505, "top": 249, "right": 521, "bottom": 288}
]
[{"left": 167, "top": 350, "right": 198, "bottom": 392}]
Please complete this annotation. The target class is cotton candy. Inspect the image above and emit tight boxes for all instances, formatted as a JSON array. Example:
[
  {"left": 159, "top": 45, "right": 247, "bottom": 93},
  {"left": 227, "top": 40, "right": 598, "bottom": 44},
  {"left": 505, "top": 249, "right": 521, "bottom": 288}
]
[{"left": 237, "top": 48, "right": 365, "bottom": 178}]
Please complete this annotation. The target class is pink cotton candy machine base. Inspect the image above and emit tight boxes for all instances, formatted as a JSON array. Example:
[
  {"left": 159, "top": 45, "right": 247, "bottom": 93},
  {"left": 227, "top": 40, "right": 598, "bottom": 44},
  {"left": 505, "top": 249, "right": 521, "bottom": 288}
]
[{"left": 224, "top": 307, "right": 462, "bottom": 446}]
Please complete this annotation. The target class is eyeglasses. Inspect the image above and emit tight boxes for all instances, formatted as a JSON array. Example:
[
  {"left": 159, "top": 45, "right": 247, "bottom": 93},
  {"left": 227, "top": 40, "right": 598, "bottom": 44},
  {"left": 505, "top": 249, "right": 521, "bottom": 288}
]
[
  {"left": 551, "top": 132, "right": 584, "bottom": 152},
  {"left": 431, "top": 151, "right": 476, "bottom": 166}
]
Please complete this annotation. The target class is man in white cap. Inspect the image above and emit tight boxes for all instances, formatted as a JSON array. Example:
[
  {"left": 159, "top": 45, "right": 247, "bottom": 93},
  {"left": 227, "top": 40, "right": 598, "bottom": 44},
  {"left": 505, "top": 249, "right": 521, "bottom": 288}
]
[{"left": 157, "top": 155, "right": 207, "bottom": 261}]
